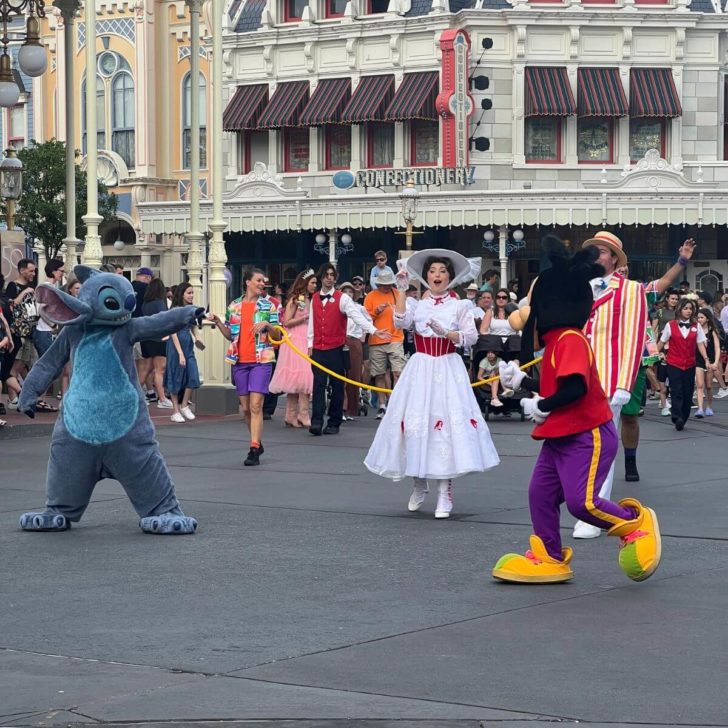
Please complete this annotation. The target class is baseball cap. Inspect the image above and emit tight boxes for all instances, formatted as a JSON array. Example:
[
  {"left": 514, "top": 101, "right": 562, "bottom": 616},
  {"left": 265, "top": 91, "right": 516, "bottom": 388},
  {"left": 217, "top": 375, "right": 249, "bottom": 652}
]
[
  {"left": 137, "top": 267, "right": 153, "bottom": 277},
  {"left": 352, "top": 275, "right": 364, "bottom": 283}
]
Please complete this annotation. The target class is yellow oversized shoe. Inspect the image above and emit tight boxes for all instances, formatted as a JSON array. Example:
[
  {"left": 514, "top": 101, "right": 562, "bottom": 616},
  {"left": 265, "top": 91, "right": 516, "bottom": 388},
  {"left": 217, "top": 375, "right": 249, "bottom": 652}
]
[
  {"left": 608, "top": 498, "right": 662, "bottom": 582},
  {"left": 492, "top": 535, "right": 574, "bottom": 584}
]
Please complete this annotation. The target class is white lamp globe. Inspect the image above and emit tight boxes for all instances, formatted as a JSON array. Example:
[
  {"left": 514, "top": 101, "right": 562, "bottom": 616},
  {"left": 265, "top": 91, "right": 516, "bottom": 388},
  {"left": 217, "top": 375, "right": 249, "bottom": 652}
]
[
  {"left": 0, "top": 79, "right": 19, "bottom": 107},
  {"left": 340, "top": 233, "right": 352, "bottom": 245},
  {"left": 315, "top": 233, "right": 326, "bottom": 245},
  {"left": 18, "top": 43, "right": 47, "bottom": 77},
  {"left": 483, "top": 230, "right": 495, "bottom": 243},
  {"left": 512, "top": 229, "right": 525, "bottom": 243},
  {"left": 113, "top": 239, "right": 125, "bottom": 251}
]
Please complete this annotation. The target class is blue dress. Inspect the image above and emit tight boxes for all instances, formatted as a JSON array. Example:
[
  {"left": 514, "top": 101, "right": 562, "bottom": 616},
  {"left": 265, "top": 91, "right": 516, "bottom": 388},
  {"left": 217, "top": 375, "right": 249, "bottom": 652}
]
[{"left": 164, "top": 326, "right": 200, "bottom": 394}]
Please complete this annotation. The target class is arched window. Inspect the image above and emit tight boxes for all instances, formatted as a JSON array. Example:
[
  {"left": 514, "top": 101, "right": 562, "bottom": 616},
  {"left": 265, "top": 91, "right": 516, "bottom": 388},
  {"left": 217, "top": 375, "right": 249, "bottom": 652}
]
[
  {"left": 112, "top": 71, "right": 135, "bottom": 169},
  {"left": 81, "top": 74, "right": 106, "bottom": 153},
  {"left": 182, "top": 72, "right": 207, "bottom": 169}
]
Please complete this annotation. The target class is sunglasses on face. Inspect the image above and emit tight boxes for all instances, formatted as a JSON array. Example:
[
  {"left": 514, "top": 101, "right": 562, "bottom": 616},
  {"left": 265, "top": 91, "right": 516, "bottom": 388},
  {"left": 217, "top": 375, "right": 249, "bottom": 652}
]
[
  {"left": 496, "top": 295, "right": 507, "bottom": 300},
  {"left": 376, "top": 258, "right": 385, "bottom": 262}
]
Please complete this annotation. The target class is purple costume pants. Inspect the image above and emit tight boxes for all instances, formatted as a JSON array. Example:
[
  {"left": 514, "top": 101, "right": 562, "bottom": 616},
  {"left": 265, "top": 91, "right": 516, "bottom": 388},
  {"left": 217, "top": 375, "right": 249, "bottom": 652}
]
[{"left": 529, "top": 421, "right": 636, "bottom": 561}]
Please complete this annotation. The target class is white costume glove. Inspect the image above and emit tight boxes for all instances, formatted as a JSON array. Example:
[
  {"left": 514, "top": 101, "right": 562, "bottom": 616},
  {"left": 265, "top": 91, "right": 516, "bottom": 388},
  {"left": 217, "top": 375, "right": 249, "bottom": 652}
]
[
  {"left": 498, "top": 361, "right": 526, "bottom": 396},
  {"left": 610, "top": 388, "right": 631, "bottom": 408},
  {"left": 521, "top": 395, "right": 549, "bottom": 425},
  {"left": 395, "top": 269, "right": 410, "bottom": 292},
  {"left": 427, "top": 319, "right": 449, "bottom": 337}
]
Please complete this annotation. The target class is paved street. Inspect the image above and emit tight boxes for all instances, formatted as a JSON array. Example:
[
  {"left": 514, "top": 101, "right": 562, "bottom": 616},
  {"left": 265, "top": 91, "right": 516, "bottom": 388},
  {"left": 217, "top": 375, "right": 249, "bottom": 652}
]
[{"left": 1, "top": 401, "right": 727, "bottom": 727}]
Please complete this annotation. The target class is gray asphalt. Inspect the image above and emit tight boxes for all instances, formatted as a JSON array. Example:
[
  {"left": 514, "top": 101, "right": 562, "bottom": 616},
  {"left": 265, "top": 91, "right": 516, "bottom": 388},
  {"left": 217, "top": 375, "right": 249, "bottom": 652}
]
[{"left": 1, "top": 399, "right": 727, "bottom": 727}]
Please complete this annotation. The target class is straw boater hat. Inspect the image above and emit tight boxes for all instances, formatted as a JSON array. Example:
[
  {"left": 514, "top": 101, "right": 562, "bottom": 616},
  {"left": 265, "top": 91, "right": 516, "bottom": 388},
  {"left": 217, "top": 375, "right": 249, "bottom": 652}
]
[
  {"left": 465, "top": 283, "right": 479, "bottom": 292},
  {"left": 404, "top": 248, "right": 481, "bottom": 291},
  {"left": 582, "top": 231, "right": 627, "bottom": 269}
]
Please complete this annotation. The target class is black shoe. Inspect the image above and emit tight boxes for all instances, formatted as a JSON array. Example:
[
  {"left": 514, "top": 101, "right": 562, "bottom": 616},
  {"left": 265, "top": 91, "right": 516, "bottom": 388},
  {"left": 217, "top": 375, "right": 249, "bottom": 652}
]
[
  {"left": 309, "top": 424, "right": 323, "bottom": 436},
  {"left": 675, "top": 418, "right": 685, "bottom": 431},
  {"left": 244, "top": 446, "right": 261, "bottom": 466},
  {"left": 258, "top": 441, "right": 264, "bottom": 455},
  {"left": 263, "top": 413, "right": 272, "bottom": 421},
  {"left": 323, "top": 425, "right": 340, "bottom": 435},
  {"left": 624, "top": 456, "right": 640, "bottom": 482}
]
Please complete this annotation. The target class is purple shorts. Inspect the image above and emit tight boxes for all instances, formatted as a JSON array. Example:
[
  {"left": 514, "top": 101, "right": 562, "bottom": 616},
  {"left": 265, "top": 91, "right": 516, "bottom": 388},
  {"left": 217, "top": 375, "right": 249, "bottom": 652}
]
[{"left": 232, "top": 362, "right": 273, "bottom": 396}]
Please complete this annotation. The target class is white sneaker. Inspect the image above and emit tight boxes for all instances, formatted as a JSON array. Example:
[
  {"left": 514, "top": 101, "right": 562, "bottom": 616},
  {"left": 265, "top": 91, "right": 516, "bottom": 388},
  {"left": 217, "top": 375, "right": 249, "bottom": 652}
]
[
  {"left": 435, "top": 482, "right": 453, "bottom": 519},
  {"left": 157, "top": 399, "right": 174, "bottom": 409},
  {"left": 170, "top": 412, "right": 185, "bottom": 423},
  {"left": 407, "top": 482, "right": 429, "bottom": 512},
  {"left": 180, "top": 406, "right": 196, "bottom": 421},
  {"left": 714, "top": 388, "right": 728, "bottom": 399},
  {"left": 572, "top": 520, "right": 601, "bottom": 539},
  {"left": 660, "top": 406, "right": 671, "bottom": 416}
]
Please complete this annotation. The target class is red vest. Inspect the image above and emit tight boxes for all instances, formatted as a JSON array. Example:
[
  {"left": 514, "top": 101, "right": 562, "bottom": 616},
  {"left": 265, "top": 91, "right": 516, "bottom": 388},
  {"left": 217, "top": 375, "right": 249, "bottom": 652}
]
[
  {"left": 312, "top": 290, "right": 347, "bottom": 350},
  {"left": 665, "top": 320, "right": 698, "bottom": 371}
]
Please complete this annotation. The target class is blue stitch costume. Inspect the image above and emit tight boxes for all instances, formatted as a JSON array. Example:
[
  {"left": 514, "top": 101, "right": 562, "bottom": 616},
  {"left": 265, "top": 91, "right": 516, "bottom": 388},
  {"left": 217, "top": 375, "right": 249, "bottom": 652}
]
[{"left": 18, "top": 266, "right": 200, "bottom": 534}]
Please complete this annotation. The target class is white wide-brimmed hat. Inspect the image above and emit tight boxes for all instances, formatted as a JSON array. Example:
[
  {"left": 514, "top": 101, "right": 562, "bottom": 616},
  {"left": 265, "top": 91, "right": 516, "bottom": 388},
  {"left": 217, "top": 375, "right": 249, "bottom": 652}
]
[
  {"left": 402, "top": 248, "right": 481, "bottom": 291},
  {"left": 466, "top": 283, "right": 479, "bottom": 291}
]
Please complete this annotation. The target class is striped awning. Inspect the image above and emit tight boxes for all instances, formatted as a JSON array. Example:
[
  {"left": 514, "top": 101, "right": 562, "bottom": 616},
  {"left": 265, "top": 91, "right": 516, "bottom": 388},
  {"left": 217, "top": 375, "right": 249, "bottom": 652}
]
[
  {"left": 524, "top": 67, "right": 576, "bottom": 117},
  {"left": 630, "top": 69, "right": 682, "bottom": 118},
  {"left": 257, "top": 81, "right": 310, "bottom": 129},
  {"left": 299, "top": 78, "right": 351, "bottom": 126},
  {"left": 577, "top": 68, "right": 628, "bottom": 117},
  {"left": 222, "top": 84, "right": 268, "bottom": 131},
  {"left": 384, "top": 72, "right": 439, "bottom": 122},
  {"left": 341, "top": 75, "right": 395, "bottom": 124}
]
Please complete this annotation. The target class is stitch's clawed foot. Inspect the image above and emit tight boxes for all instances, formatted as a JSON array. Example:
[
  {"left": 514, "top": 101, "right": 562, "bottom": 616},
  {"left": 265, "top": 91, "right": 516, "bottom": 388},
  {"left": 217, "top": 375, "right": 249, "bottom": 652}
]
[
  {"left": 139, "top": 513, "right": 198, "bottom": 535},
  {"left": 19, "top": 511, "right": 70, "bottom": 531}
]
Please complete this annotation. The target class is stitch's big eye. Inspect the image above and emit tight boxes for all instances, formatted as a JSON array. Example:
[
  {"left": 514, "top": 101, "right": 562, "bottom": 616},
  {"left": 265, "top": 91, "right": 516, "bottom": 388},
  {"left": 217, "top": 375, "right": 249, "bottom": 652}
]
[{"left": 104, "top": 296, "right": 120, "bottom": 311}]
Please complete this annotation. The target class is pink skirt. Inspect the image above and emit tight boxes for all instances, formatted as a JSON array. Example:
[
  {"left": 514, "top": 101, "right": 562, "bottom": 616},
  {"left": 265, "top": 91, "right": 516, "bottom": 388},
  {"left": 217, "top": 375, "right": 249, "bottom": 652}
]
[{"left": 269, "top": 317, "right": 313, "bottom": 395}]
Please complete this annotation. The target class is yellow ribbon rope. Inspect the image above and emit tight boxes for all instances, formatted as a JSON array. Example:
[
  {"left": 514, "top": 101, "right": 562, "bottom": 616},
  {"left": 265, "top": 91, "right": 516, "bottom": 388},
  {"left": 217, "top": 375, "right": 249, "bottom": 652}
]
[{"left": 268, "top": 325, "right": 542, "bottom": 395}]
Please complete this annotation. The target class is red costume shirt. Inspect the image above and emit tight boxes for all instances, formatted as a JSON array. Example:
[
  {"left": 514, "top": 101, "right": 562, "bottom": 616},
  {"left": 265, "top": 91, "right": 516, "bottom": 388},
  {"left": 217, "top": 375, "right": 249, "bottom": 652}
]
[{"left": 533, "top": 328, "right": 613, "bottom": 440}]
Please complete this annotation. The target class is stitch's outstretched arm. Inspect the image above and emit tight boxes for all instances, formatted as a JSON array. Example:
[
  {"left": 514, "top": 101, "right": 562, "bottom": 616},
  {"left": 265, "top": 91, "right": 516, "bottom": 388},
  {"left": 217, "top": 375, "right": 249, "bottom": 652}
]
[
  {"left": 128, "top": 306, "right": 203, "bottom": 343},
  {"left": 19, "top": 330, "right": 72, "bottom": 416}
]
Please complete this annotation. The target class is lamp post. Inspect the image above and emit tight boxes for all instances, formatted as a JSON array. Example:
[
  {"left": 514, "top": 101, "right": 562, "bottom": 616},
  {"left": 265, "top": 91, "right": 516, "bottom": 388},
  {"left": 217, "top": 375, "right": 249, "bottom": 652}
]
[
  {"left": 397, "top": 178, "right": 422, "bottom": 255},
  {"left": 314, "top": 230, "right": 353, "bottom": 265},
  {"left": 482, "top": 226, "right": 526, "bottom": 285},
  {"left": 0, "top": 146, "right": 23, "bottom": 229}
]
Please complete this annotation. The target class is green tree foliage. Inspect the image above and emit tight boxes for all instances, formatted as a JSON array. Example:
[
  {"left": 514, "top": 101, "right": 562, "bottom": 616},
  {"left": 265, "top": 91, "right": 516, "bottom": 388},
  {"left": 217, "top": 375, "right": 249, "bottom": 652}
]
[{"left": 3, "top": 140, "right": 118, "bottom": 260}]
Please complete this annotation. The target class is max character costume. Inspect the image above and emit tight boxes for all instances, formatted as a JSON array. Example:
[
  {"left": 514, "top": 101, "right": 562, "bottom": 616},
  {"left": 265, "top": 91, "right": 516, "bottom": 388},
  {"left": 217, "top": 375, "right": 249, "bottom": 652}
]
[
  {"left": 492, "top": 239, "right": 661, "bottom": 583},
  {"left": 17, "top": 266, "right": 200, "bottom": 534}
]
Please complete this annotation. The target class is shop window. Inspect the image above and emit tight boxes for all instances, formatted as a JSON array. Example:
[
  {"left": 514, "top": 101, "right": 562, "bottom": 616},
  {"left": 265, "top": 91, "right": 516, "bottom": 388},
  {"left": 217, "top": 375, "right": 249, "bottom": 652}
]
[
  {"left": 325, "top": 125, "right": 351, "bottom": 170},
  {"left": 324, "top": 0, "right": 347, "bottom": 16},
  {"left": 182, "top": 72, "right": 207, "bottom": 169},
  {"left": 525, "top": 117, "right": 562, "bottom": 163},
  {"left": 634, "top": 0, "right": 668, "bottom": 4},
  {"left": 81, "top": 74, "right": 106, "bottom": 153},
  {"left": 237, "top": 130, "right": 268, "bottom": 175},
  {"left": 284, "top": 0, "right": 307, "bottom": 21},
  {"left": 366, "top": 121, "right": 394, "bottom": 168},
  {"left": 629, "top": 119, "right": 665, "bottom": 162},
  {"left": 410, "top": 120, "right": 438, "bottom": 166},
  {"left": 284, "top": 128, "right": 310, "bottom": 172},
  {"left": 112, "top": 72, "right": 135, "bottom": 169},
  {"left": 577, "top": 118, "right": 613, "bottom": 164},
  {"left": 365, "top": 0, "right": 389, "bottom": 13},
  {"left": 7, "top": 105, "right": 25, "bottom": 150}
]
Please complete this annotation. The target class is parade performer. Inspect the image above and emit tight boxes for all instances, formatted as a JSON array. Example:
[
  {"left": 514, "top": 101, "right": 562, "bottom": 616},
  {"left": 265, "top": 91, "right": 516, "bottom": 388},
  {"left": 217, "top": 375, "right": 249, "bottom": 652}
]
[
  {"left": 17, "top": 266, "right": 200, "bottom": 534},
  {"left": 493, "top": 239, "right": 661, "bottom": 583},
  {"left": 364, "top": 249, "right": 500, "bottom": 518},
  {"left": 571, "top": 231, "right": 646, "bottom": 539}
]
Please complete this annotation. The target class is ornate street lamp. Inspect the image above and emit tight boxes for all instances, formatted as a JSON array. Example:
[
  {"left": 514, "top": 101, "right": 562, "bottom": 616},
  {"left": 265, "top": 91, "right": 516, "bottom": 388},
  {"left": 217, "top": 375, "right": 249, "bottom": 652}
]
[
  {"left": 398, "top": 178, "right": 422, "bottom": 253},
  {"left": 314, "top": 231, "right": 354, "bottom": 262},
  {"left": 0, "top": 146, "right": 23, "bottom": 229},
  {"left": 482, "top": 227, "right": 526, "bottom": 285},
  {"left": 0, "top": 1, "right": 48, "bottom": 108}
]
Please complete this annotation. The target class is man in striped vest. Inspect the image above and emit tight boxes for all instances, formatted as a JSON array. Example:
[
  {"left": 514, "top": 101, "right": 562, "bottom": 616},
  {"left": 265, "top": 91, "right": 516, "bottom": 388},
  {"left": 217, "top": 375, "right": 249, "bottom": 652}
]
[{"left": 574, "top": 231, "right": 646, "bottom": 539}]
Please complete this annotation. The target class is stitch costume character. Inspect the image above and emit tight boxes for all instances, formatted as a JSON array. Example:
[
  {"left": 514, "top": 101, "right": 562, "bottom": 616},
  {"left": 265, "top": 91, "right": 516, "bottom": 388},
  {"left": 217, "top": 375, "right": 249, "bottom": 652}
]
[
  {"left": 17, "top": 266, "right": 200, "bottom": 534},
  {"left": 492, "top": 238, "right": 661, "bottom": 583}
]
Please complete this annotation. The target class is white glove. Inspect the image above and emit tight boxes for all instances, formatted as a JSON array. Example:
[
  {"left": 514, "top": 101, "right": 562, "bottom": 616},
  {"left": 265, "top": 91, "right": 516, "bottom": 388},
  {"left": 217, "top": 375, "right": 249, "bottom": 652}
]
[
  {"left": 395, "top": 269, "right": 410, "bottom": 292},
  {"left": 498, "top": 361, "right": 526, "bottom": 396},
  {"left": 521, "top": 395, "right": 549, "bottom": 425},
  {"left": 610, "top": 388, "right": 631, "bottom": 408},
  {"left": 427, "top": 319, "right": 448, "bottom": 337}
]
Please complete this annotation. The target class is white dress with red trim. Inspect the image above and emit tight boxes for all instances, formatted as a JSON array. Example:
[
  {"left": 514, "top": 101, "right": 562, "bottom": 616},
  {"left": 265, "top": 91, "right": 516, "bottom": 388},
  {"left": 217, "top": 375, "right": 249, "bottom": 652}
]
[{"left": 364, "top": 295, "right": 500, "bottom": 481}]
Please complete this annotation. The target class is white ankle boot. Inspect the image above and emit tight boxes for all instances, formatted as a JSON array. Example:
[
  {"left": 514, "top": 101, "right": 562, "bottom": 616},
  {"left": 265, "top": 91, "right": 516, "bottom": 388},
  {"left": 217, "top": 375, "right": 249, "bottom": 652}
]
[
  {"left": 435, "top": 480, "right": 453, "bottom": 519},
  {"left": 408, "top": 478, "right": 429, "bottom": 512}
]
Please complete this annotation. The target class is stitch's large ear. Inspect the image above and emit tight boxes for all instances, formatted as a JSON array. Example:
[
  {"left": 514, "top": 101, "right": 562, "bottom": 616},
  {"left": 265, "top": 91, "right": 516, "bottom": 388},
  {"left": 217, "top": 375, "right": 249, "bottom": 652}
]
[
  {"left": 74, "top": 265, "right": 101, "bottom": 283},
  {"left": 36, "top": 284, "right": 92, "bottom": 326}
]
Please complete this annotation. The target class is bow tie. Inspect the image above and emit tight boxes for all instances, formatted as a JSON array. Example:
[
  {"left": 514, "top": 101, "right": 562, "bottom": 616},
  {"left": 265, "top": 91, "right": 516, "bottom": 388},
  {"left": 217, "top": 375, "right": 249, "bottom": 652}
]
[
  {"left": 432, "top": 295, "right": 447, "bottom": 306},
  {"left": 321, "top": 294, "right": 333, "bottom": 301},
  {"left": 595, "top": 278, "right": 608, "bottom": 291},
  {"left": 678, "top": 321, "right": 691, "bottom": 328}
]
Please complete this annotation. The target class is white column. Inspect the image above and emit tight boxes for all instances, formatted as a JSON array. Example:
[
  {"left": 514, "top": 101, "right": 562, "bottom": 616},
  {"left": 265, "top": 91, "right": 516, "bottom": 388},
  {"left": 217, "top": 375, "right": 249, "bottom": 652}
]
[
  {"left": 498, "top": 224, "right": 508, "bottom": 286},
  {"left": 328, "top": 228, "right": 338, "bottom": 265},
  {"left": 204, "top": 0, "right": 230, "bottom": 386},
  {"left": 54, "top": 0, "right": 82, "bottom": 271},
  {"left": 134, "top": 0, "right": 156, "bottom": 177},
  {"left": 81, "top": 0, "right": 103, "bottom": 267}
]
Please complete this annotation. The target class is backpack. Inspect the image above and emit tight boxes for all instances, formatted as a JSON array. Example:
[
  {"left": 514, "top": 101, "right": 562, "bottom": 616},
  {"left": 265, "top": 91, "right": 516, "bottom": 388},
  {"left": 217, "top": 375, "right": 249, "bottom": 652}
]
[{"left": 11, "top": 297, "right": 39, "bottom": 337}]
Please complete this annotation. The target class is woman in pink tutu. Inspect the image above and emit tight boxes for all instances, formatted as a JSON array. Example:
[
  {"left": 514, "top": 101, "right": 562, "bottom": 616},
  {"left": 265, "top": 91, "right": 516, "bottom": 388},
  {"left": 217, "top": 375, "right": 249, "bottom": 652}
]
[{"left": 269, "top": 269, "right": 318, "bottom": 427}]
